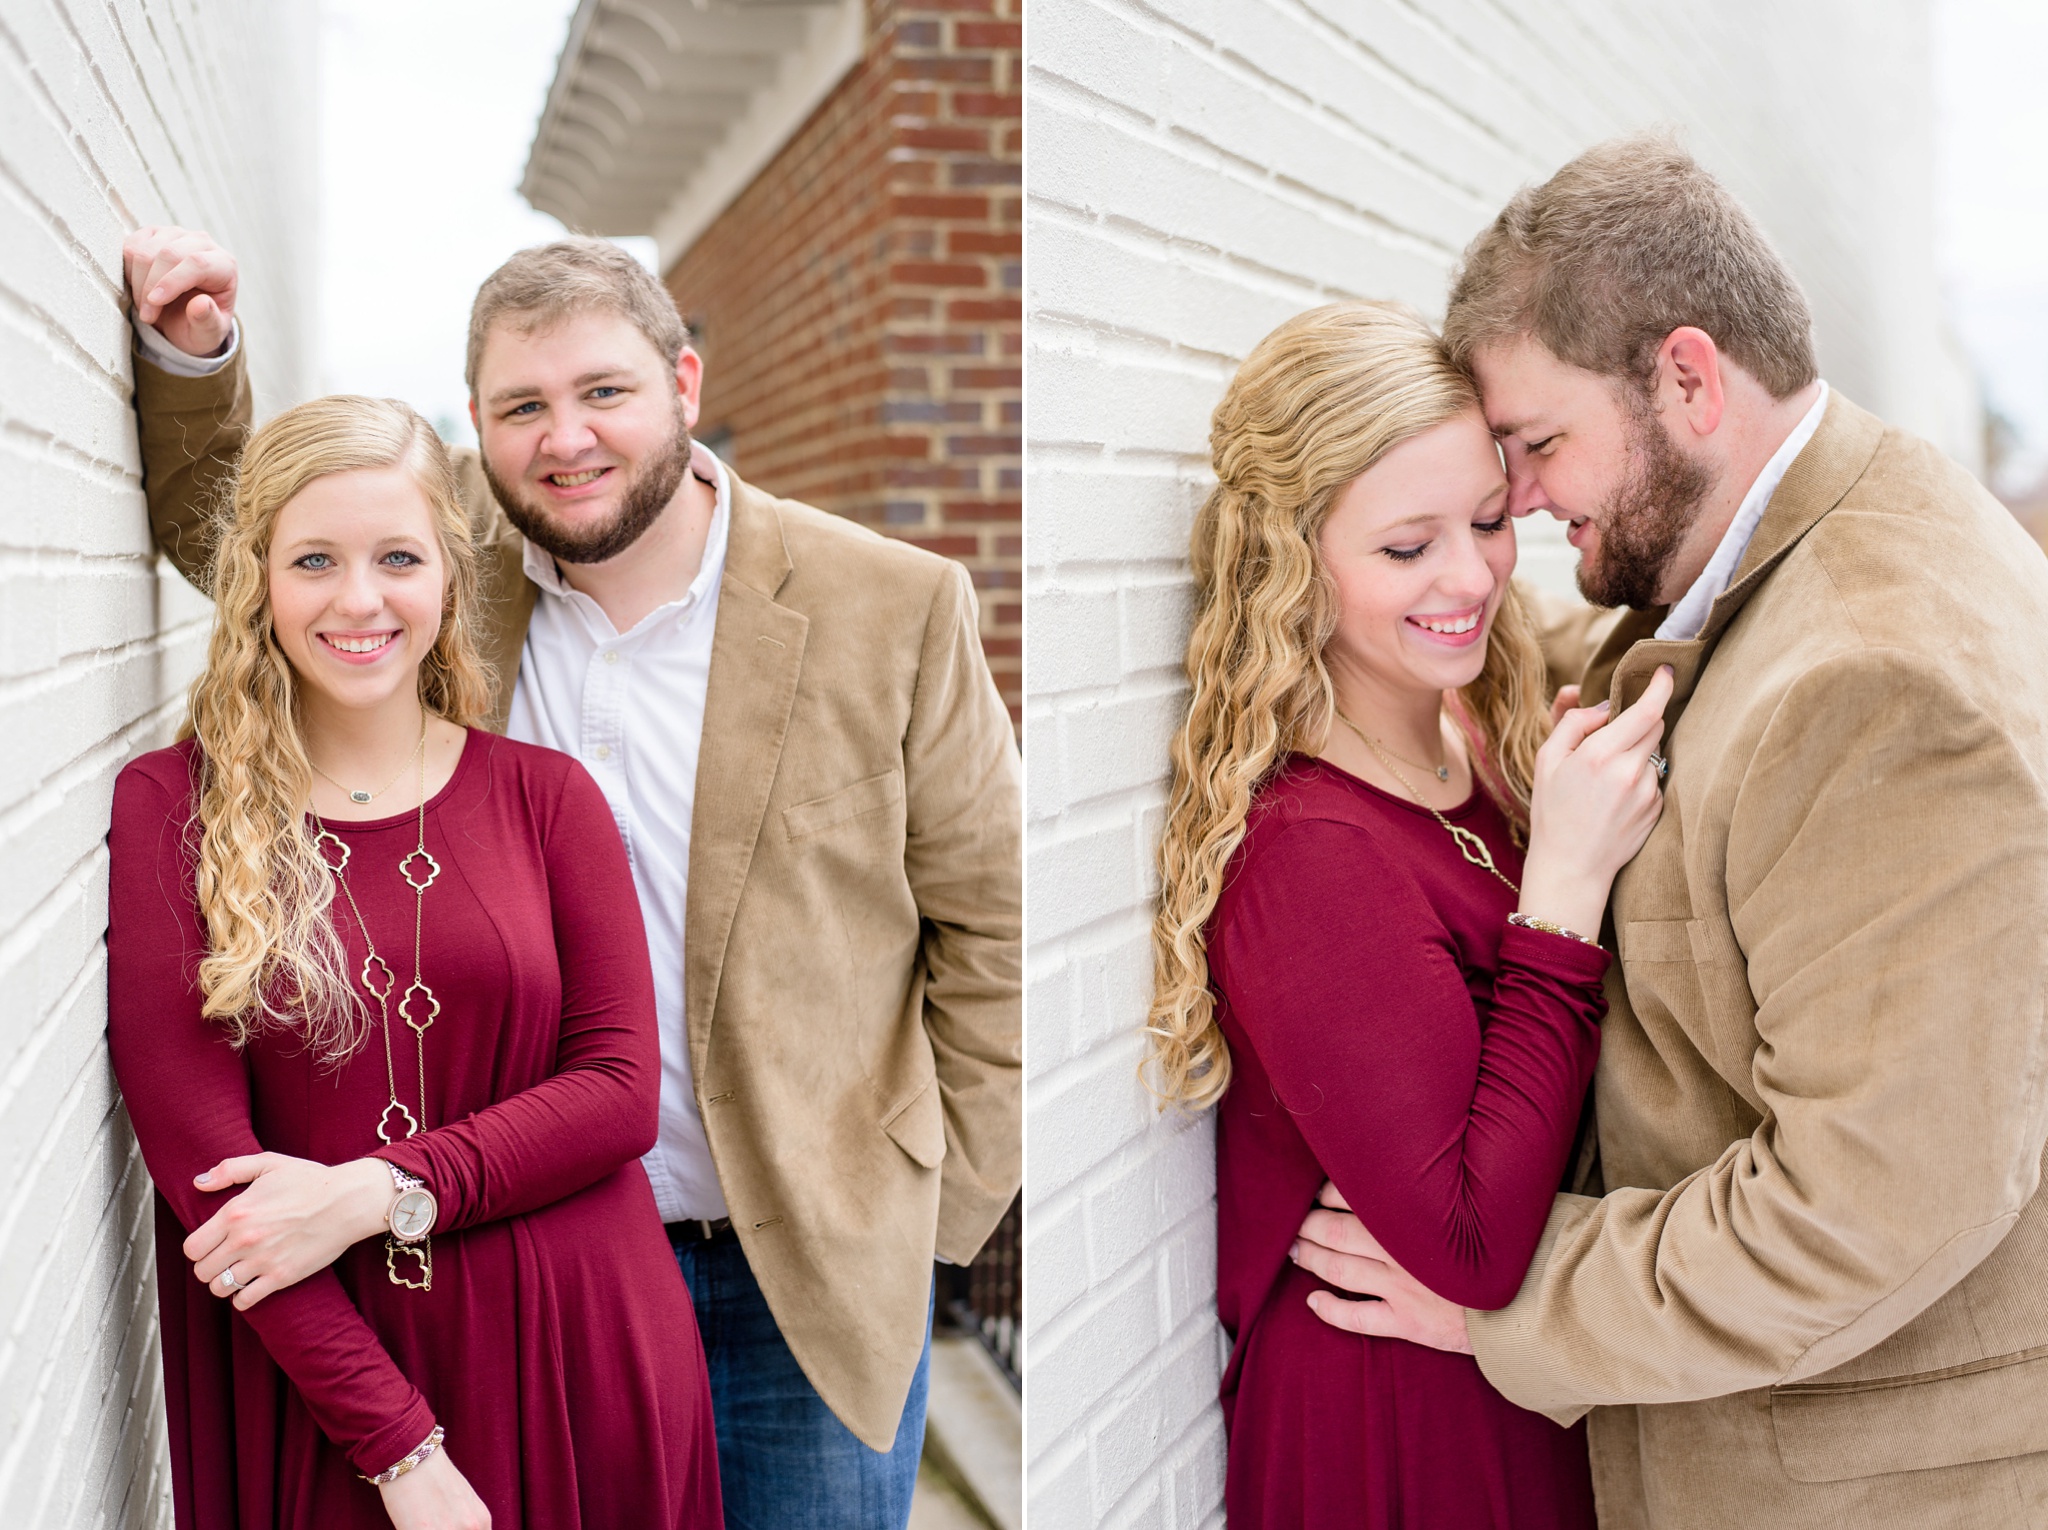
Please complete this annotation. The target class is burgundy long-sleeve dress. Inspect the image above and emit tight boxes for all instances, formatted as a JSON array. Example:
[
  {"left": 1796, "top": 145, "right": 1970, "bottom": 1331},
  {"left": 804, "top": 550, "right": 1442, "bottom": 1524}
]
[
  {"left": 106, "top": 731, "right": 721, "bottom": 1529},
  {"left": 1209, "top": 754, "right": 1609, "bottom": 1529}
]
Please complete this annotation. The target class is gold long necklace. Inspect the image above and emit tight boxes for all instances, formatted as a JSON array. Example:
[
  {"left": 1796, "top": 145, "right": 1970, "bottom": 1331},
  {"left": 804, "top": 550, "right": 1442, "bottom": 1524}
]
[
  {"left": 310, "top": 715, "right": 425, "bottom": 805},
  {"left": 311, "top": 710, "right": 442, "bottom": 1290},
  {"left": 1333, "top": 707, "right": 1519, "bottom": 895}
]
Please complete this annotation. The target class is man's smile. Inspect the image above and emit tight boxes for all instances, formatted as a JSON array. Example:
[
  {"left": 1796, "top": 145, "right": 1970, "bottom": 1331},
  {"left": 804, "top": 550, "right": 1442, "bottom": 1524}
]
[{"left": 541, "top": 466, "right": 614, "bottom": 492}]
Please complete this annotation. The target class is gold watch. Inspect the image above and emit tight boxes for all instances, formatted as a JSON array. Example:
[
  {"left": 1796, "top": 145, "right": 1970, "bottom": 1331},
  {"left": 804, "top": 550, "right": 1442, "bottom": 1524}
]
[{"left": 384, "top": 1161, "right": 437, "bottom": 1243}]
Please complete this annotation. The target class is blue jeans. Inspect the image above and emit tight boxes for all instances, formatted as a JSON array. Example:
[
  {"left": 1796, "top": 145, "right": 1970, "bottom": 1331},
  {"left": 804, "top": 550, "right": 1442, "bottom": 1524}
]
[{"left": 669, "top": 1229, "right": 931, "bottom": 1530}]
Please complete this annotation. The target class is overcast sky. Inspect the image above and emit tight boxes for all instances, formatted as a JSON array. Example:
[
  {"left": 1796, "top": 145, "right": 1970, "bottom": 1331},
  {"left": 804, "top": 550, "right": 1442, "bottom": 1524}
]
[
  {"left": 1935, "top": 0, "right": 2048, "bottom": 492},
  {"left": 316, "top": 0, "right": 2045, "bottom": 481},
  {"left": 317, "top": 0, "right": 652, "bottom": 448}
]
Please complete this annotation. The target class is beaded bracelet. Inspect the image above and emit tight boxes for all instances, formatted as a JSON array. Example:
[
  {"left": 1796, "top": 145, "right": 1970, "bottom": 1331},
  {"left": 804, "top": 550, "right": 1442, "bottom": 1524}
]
[
  {"left": 1507, "top": 912, "right": 1602, "bottom": 948},
  {"left": 361, "top": 1425, "right": 445, "bottom": 1487}
]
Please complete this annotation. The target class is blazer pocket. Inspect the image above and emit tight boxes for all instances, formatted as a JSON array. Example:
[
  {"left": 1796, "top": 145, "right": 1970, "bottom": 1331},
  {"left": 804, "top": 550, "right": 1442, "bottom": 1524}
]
[
  {"left": 880, "top": 1077, "right": 947, "bottom": 1169},
  {"left": 1619, "top": 918, "right": 1693, "bottom": 964},
  {"left": 782, "top": 770, "right": 904, "bottom": 842},
  {"left": 1771, "top": 1346, "right": 2048, "bottom": 1481},
  {"left": 1621, "top": 917, "right": 1756, "bottom": 1080}
]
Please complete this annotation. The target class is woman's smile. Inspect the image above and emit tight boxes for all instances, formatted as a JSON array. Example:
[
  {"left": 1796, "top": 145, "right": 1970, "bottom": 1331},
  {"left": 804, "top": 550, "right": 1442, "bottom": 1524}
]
[
  {"left": 317, "top": 628, "right": 402, "bottom": 663},
  {"left": 1405, "top": 601, "right": 1488, "bottom": 647}
]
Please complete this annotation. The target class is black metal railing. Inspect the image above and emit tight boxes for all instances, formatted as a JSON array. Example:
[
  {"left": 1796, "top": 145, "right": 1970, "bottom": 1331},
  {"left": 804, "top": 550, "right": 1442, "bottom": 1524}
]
[{"left": 937, "top": 1194, "right": 1020, "bottom": 1387}]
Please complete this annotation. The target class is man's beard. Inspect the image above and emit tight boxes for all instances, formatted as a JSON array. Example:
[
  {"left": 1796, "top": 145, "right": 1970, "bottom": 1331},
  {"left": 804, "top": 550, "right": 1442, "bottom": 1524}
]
[
  {"left": 1575, "top": 390, "right": 1714, "bottom": 610},
  {"left": 483, "top": 406, "right": 693, "bottom": 566}
]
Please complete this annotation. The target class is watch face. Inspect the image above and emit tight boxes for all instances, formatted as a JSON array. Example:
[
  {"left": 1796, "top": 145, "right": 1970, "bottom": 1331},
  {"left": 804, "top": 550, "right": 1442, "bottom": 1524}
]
[{"left": 391, "top": 1188, "right": 436, "bottom": 1242}]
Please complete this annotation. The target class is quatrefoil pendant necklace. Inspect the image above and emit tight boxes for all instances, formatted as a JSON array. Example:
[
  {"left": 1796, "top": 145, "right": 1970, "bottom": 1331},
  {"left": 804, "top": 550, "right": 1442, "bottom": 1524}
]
[{"left": 311, "top": 707, "right": 445, "bottom": 1288}]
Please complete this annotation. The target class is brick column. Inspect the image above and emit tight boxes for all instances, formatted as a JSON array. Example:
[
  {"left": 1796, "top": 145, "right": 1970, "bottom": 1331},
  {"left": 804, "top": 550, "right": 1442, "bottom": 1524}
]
[
  {"left": 885, "top": 1, "right": 1022, "bottom": 719},
  {"left": 666, "top": 0, "right": 1021, "bottom": 722}
]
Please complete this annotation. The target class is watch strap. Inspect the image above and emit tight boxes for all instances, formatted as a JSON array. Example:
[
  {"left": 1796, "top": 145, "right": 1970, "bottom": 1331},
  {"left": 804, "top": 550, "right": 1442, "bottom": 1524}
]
[{"left": 383, "top": 1159, "right": 427, "bottom": 1194}]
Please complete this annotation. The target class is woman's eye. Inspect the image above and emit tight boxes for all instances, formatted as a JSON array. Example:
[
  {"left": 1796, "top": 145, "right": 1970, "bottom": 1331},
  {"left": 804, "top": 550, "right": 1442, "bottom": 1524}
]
[
  {"left": 1381, "top": 544, "right": 1428, "bottom": 563},
  {"left": 1474, "top": 516, "right": 1510, "bottom": 535},
  {"left": 381, "top": 550, "right": 424, "bottom": 568},
  {"left": 294, "top": 552, "right": 333, "bottom": 571}
]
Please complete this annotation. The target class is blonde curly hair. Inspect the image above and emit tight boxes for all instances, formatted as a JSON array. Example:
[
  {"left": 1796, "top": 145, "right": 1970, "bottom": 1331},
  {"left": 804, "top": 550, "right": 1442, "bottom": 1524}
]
[
  {"left": 1146, "top": 302, "right": 1551, "bottom": 1110},
  {"left": 181, "top": 395, "right": 494, "bottom": 1063}
]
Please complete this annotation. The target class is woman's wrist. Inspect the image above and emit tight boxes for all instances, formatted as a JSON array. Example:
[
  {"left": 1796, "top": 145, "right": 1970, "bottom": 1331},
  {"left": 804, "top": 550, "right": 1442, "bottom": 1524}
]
[
  {"left": 1514, "top": 866, "right": 1607, "bottom": 940},
  {"left": 345, "top": 1157, "right": 403, "bottom": 1242}
]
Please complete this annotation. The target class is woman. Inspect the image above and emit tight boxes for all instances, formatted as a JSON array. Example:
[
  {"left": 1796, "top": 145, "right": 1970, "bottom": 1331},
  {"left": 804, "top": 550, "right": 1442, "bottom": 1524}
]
[
  {"left": 106, "top": 396, "right": 721, "bottom": 1529},
  {"left": 1147, "top": 303, "right": 1671, "bottom": 1528}
]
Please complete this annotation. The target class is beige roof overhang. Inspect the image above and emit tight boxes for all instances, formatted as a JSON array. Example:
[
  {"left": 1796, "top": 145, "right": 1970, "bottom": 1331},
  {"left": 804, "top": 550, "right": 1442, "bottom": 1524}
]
[{"left": 521, "top": 0, "right": 863, "bottom": 267}]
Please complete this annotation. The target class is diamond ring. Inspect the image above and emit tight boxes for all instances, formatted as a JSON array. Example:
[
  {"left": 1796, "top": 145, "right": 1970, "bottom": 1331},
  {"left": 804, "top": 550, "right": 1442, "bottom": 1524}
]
[{"left": 219, "top": 1266, "right": 241, "bottom": 1291}]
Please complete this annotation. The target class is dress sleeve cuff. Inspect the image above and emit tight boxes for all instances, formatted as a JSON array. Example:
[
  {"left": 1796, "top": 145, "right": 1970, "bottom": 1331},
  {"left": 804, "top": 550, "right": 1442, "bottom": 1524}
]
[
  {"left": 1497, "top": 920, "right": 1612, "bottom": 986},
  {"left": 372, "top": 1144, "right": 449, "bottom": 1228},
  {"left": 346, "top": 1393, "right": 440, "bottom": 1481}
]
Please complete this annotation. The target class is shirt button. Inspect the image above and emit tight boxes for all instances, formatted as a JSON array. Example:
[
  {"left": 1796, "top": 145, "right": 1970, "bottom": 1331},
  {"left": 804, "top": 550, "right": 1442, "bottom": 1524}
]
[
  {"left": 594, "top": 744, "right": 612, "bottom": 761},
  {"left": 604, "top": 651, "right": 619, "bottom": 665}
]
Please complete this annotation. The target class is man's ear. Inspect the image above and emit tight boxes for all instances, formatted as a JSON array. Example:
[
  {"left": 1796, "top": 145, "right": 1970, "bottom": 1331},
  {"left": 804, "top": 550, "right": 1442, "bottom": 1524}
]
[
  {"left": 1657, "top": 327, "right": 1725, "bottom": 438},
  {"left": 467, "top": 397, "right": 480, "bottom": 433},
  {"left": 674, "top": 346, "right": 704, "bottom": 433}
]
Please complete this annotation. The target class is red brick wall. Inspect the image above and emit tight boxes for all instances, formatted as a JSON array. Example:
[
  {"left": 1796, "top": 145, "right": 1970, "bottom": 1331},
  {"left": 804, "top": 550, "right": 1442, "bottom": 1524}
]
[{"left": 666, "top": 0, "right": 1021, "bottom": 720}]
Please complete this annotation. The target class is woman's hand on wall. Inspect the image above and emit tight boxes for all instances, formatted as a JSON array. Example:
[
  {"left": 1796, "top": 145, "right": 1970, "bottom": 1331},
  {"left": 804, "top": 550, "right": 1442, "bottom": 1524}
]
[{"left": 185, "top": 1152, "right": 393, "bottom": 1309}]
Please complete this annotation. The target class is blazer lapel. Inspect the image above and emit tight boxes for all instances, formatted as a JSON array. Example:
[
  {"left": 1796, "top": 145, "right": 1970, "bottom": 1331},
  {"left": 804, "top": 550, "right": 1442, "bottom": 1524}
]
[
  {"left": 683, "top": 476, "right": 809, "bottom": 1071},
  {"left": 1698, "top": 390, "right": 1885, "bottom": 646},
  {"left": 1579, "top": 608, "right": 1664, "bottom": 709},
  {"left": 1592, "top": 392, "right": 1889, "bottom": 726}
]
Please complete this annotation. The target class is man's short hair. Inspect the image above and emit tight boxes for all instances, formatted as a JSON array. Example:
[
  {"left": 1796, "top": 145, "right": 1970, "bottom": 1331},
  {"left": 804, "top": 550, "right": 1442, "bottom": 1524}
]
[
  {"left": 1442, "top": 133, "right": 1818, "bottom": 399},
  {"left": 466, "top": 238, "right": 690, "bottom": 394}
]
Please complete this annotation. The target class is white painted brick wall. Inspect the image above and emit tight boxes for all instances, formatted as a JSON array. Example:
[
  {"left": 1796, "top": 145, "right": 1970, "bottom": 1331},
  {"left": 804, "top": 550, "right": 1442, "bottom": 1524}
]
[
  {"left": 1023, "top": 3, "right": 1960, "bottom": 1524},
  {"left": 0, "top": 2, "right": 313, "bottom": 1523}
]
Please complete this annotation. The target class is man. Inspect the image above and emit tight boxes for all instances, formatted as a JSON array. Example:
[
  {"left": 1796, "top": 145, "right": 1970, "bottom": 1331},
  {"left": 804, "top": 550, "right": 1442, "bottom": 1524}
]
[
  {"left": 1290, "top": 137, "right": 2048, "bottom": 1526},
  {"left": 122, "top": 226, "right": 1021, "bottom": 1528}
]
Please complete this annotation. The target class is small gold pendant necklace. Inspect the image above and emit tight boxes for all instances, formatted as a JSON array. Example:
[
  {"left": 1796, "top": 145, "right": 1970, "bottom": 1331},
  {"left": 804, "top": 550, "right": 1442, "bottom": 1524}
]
[
  {"left": 311, "top": 719, "right": 425, "bottom": 805},
  {"left": 312, "top": 708, "right": 443, "bottom": 1290},
  {"left": 1334, "top": 707, "right": 1519, "bottom": 895},
  {"left": 1373, "top": 720, "right": 1451, "bottom": 782}
]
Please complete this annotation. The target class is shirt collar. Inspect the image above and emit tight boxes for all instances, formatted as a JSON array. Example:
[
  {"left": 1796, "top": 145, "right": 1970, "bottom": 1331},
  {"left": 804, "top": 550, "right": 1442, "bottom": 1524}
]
[
  {"left": 521, "top": 440, "right": 732, "bottom": 628},
  {"left": 1655, "top": 381, "right": 1830, "bottom": 643}
]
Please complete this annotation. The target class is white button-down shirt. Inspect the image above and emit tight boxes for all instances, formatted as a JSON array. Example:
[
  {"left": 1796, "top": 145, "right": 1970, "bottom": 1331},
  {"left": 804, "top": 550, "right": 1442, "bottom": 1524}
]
[
  {"left": 507, "top": 446, "right": 732, "bottom": 1221},
  {"left": 1656, "top": 382, "right": 1830, "bottom": 642}
]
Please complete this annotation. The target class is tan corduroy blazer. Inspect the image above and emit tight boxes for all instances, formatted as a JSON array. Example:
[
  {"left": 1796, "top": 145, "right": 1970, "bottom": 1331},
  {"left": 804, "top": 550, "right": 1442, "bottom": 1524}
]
[
  {"left": 1479, "top": 393, "right": 2048, "bottom": 1526},
  {"left": 133, "top": 351, "right": 1022, "bottom": 1451}
]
